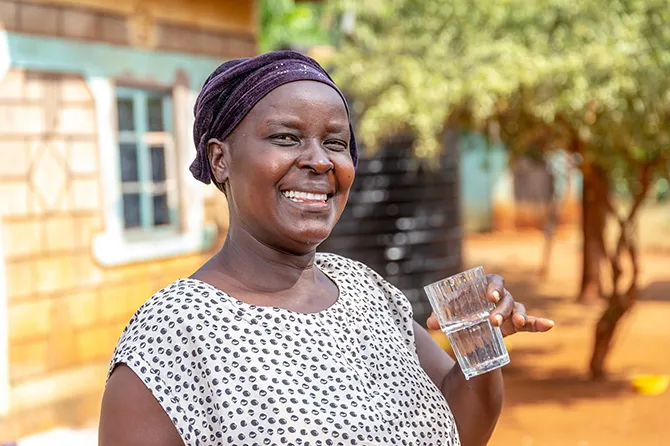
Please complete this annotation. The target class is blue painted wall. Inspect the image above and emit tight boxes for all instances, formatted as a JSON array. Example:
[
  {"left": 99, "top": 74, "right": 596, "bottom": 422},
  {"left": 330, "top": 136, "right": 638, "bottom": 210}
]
[
  {"left": 459, "top": 132, "right": 508, "bottom": 232},
  {"left": 458, "top": 132, "right": 586, "bottom": 232}
]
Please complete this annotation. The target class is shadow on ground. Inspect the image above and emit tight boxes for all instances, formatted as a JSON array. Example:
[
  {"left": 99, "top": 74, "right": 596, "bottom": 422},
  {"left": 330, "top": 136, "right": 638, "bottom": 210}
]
[
  {"left": 502, "top": 362, "right": 632, "bottom": 408},
  {"left": 639, "top": 281, "right": 670, "bottom": 302}
]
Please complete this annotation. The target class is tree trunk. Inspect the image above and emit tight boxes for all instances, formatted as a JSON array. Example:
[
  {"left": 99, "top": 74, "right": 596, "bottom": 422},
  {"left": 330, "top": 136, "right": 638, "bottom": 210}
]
[
  {"left": 590, "top": 285, "right": 636, "bottom": 379},
  {"left": 589, "top": 222, "right": 639, "bottom": 379},
  {"left": 577, "top": 166, "right": 608, "bottom": 303},
  {"left": 590, "top": 163, "right": 650, "bottom": 379}
]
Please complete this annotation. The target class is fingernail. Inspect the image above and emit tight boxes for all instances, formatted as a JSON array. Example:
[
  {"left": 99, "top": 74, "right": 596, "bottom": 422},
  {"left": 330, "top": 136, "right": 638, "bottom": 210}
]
[
  {"left": 492, "top": 290, "right": 500, "bottom": 302},
  {"left": 494, "top": 315, "right": 503, "bottom": 326},
  {"left": 547, "top": 319, "right": 555, "bottom": 327}
]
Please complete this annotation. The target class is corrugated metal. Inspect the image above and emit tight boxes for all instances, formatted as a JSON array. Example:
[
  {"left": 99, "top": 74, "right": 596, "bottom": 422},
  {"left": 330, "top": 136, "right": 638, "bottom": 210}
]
[{"left": 319, "top": 133, "right": 463, "bottom": 325}]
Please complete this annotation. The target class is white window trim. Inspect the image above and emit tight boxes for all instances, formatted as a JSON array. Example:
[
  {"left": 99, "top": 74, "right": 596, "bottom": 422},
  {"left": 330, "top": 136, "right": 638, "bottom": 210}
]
[{"left": 87, "top": 77, "right": 216, "bottom": 267}]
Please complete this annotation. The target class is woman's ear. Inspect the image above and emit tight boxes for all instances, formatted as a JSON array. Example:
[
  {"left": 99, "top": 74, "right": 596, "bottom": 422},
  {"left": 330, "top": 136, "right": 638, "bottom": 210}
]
[{"left": 207, "top": 138, "right": 230, "bottom": 185}]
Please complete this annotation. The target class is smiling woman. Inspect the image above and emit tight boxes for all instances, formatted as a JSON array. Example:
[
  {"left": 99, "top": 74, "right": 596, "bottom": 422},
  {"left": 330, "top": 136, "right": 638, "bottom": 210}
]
[{"left": 98, "top": 50, "right": 552, "bottom": 446}]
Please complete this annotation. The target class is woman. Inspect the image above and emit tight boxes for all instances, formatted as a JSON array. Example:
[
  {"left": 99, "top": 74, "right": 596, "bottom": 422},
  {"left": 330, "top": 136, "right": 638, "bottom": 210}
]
[{"left": 99, "top": 51, "right": 553, "bottom": 446}]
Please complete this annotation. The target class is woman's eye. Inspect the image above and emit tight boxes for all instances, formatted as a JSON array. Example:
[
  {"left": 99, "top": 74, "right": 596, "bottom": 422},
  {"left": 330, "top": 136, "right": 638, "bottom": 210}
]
[
  {"left": 271, "top": 134, "right": 298, "bottom": 145},
  {"left": 326, "top": 140, "right": 348, "bottom": 151}
]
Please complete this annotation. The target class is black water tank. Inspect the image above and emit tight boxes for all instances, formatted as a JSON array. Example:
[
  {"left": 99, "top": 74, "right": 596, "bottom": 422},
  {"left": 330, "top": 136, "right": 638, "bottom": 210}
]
[{"left": 319, "top": 132, "right": 463, "bottom": 325}]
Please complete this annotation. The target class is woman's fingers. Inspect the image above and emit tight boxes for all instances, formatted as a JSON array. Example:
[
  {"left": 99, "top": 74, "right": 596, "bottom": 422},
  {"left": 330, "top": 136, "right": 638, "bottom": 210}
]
[
  {"left": 501, "top": 302, "right": 555, "bottom": 336},
  {"left": 490, "top": 289, "right": 514, "bottom": 327},
  {"left": 511, "top": 302, "right": 528, "bottom": 329},
  {"left": 500, "top": 302, "right": 526, "bottom": 336},
  {"left": 486, "top": 274, "right": 505, "bottom": 303},
  {"left": 522, "top": 316, "right": 555, "bottom": 332},
  {"left": 428, "top": 272, "right": 556, "bottom": 336}
]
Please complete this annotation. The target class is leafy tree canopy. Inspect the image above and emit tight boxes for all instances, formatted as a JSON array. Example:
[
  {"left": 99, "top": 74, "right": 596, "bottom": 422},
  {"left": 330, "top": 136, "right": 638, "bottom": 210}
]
[
  {"left": 260, "top": 0, "right": 336, "bottom": 53},
  {"left": 330, "top": 0, "right": 670, "bottom": 185}
]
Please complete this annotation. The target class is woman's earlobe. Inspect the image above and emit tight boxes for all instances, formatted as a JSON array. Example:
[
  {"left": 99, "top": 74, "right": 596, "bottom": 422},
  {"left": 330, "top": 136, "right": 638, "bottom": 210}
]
[{"left": 208, "top": 138, "right": 229, "bottom": 185}]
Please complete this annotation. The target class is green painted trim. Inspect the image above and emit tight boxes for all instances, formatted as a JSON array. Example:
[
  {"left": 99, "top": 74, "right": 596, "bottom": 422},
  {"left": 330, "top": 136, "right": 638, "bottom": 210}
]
[{"left": 5, "top": 31, "right": 224, "bottom": 89}]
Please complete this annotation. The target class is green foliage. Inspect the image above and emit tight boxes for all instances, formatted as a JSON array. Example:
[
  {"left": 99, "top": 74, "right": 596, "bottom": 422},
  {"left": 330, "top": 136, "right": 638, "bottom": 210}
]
[
  {"left": 259, "top": 0, "right": 335, "bottom": 52},
  {"left": 330, "top": 0, "right": 670, "bottom": 185}
]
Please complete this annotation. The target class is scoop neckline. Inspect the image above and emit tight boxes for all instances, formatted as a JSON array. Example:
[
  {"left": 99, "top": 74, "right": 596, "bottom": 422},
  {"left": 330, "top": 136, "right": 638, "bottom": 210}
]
[{"left": 178, "top": 256, "right": 345, "bottom": 317}]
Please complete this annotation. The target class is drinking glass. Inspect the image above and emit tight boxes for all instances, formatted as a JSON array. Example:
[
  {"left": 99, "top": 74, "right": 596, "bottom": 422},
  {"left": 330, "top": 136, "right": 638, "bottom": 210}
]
[{"left": 424, "top": 266, "right": 509, "bottom": 379}]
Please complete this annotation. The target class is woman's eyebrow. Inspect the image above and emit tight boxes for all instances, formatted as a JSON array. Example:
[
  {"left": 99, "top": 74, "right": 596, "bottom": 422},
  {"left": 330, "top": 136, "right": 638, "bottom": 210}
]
[
  {"left": 261, "top": 117, "right": 349, "bottom": 135},
  {"left": 325, "top": 121, "right": 349, "bottom": 133},
  {"left": 263, "top": 117, "right": 303, "bottom": 129}
]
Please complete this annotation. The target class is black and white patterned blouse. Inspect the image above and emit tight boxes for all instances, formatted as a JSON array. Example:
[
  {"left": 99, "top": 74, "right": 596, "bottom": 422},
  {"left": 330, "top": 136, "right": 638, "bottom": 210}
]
[{"left": 109, "top": 253, "right": 460, "bottom": 446}]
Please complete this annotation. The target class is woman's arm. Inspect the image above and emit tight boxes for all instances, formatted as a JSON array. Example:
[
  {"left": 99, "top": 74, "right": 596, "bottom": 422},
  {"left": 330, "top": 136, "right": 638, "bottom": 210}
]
[
  {"left": 99, "top": 365, "right": 184, "bottom": 446},
  {"left": 414, "top": 321, "right": 503, "bottom": 446}
]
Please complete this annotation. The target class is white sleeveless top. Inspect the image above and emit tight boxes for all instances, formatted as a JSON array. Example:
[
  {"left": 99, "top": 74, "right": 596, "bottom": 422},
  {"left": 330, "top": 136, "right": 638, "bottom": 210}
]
[{"left": 109, "top": 253, "right": 460, "bottom": 446}]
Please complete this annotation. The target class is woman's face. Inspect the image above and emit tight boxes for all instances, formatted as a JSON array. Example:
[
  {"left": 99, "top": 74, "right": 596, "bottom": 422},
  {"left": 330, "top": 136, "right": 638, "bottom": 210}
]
[{"left": 215, "top": 80, "right": 355, "bottom": 254}]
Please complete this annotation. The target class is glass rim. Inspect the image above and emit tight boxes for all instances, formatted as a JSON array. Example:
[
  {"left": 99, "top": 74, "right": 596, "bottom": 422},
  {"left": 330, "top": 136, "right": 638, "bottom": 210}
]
[{"left": 423, "top": 266, "right": 485, "bottom": 290}]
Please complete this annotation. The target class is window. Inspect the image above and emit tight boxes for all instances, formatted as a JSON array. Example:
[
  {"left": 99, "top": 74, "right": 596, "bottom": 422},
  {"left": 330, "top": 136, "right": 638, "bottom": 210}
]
[
  {"left": 89, "top": 78, "right": 215, "bottom": 267},
  {"left": 116, "top": 87, "right": 178, "bottom": 233}
]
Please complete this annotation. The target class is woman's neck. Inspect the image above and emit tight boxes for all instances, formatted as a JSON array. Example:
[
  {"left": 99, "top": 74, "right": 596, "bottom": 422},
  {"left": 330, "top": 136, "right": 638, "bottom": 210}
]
[{"left": 207, "top": 224, "right": 319, "bottom": 294}]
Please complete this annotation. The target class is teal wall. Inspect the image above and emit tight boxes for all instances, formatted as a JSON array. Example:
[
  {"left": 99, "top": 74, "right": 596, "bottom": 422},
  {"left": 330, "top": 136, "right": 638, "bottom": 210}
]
[
  {"left": 3, "top": 31, "right": 224, "bottom": 89},
  {"left": 459, "top": 132, "right": 508, "bottom": 232},
  {"left": 459, "top": 132, "right": 586, "bottom": 232}
]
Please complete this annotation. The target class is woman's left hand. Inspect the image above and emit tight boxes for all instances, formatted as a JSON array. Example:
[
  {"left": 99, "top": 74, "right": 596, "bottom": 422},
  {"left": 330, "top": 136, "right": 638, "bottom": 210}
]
[{"left": 426, "top": 273, "right": 554, "bottom": 337}]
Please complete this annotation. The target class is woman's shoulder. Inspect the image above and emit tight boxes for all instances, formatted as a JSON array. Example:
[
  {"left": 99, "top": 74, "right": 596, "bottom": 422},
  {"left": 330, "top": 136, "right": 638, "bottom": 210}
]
[
  {"left": 108, "top": 279, "right": 226, "bottom": 370},
  {"left": 123, "top": 279, "right": 217, "bottom": 326}
]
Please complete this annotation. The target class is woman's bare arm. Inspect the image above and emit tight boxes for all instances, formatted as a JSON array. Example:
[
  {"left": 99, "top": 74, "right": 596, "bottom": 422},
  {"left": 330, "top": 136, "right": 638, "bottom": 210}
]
[
  {"left": 99, "top": 365, "right": 184, "bottom": 446},
  {"left": 414, "top": 321, "right": 503, "bottom": 446}
]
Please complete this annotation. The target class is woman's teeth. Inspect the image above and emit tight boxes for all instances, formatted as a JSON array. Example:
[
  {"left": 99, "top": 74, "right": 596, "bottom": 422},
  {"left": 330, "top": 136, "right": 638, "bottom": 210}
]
[{"left": 282, "top": 190, "right": 328, "bottom": 202}]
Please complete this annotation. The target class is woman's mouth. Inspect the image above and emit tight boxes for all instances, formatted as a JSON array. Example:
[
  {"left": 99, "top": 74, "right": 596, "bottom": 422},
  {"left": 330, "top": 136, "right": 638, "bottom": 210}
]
[{"left": 281, "top": 190, "right": 330, "bottom": 203}]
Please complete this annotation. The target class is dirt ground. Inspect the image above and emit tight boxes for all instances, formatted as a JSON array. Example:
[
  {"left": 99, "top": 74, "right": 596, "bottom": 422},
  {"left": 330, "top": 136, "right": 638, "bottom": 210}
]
[{"left": 460, "top": 227, "right": 670, "bottom": 446}]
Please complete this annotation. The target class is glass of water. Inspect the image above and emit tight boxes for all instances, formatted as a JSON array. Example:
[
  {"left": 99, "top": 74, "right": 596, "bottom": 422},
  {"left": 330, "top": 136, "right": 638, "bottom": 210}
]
[{"left": 424, "top": 266, "right": 509, "bottom": 380}]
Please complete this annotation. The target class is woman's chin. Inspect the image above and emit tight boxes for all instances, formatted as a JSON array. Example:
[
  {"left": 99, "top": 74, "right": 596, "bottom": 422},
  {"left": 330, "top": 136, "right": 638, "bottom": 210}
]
[{"left": 284, "top": 227, "right": 333, "bottom": 251}]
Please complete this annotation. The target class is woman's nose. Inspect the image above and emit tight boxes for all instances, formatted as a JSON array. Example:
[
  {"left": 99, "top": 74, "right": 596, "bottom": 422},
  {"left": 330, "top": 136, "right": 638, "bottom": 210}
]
[{"left": 298, "top": 140, "right": 334, "bottom": 173}]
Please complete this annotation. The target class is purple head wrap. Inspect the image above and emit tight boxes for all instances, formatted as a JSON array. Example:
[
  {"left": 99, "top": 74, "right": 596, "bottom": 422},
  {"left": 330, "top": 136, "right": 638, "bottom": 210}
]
[{"left": 190, "top": 50, "right": 358, "bottom": 184}]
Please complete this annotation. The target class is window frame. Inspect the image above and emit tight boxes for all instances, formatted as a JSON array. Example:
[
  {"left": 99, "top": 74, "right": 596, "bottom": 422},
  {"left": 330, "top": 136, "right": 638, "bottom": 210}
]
[
  {"left": 88, "top": 77, "right": 216, "bottom": 267},
  {"left": 115, "top": 86, "right": 179, "bottom": 236}
]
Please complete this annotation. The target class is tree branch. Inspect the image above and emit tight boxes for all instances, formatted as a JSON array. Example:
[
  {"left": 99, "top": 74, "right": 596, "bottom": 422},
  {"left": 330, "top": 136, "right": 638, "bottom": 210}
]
[{"left": 625, "top": 162, "right": 653, "bottom": 225}]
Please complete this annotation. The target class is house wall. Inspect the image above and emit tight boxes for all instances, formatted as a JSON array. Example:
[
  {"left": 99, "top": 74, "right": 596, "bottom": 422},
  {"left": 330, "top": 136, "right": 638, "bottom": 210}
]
[
  {"left": 459, "top": 132, "right": 507, "bottom": 232},
  {"left": 0, "top": 0, "right": 256, "bottom": 58},
  {"left": 459, "top": 132, "right": 581, "bottom": 232},
  {"left": 0, "top": 0, "right": 248, "bottom": 441},
  {"left": 25, "top": 0, "right": 257, "bottom": 36}
]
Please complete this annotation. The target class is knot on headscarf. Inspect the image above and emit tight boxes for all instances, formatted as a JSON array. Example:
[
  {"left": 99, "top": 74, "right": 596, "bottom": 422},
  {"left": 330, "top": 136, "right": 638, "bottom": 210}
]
[{"left": 190, "top": 50, "right": 358, "bottom": 184}]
